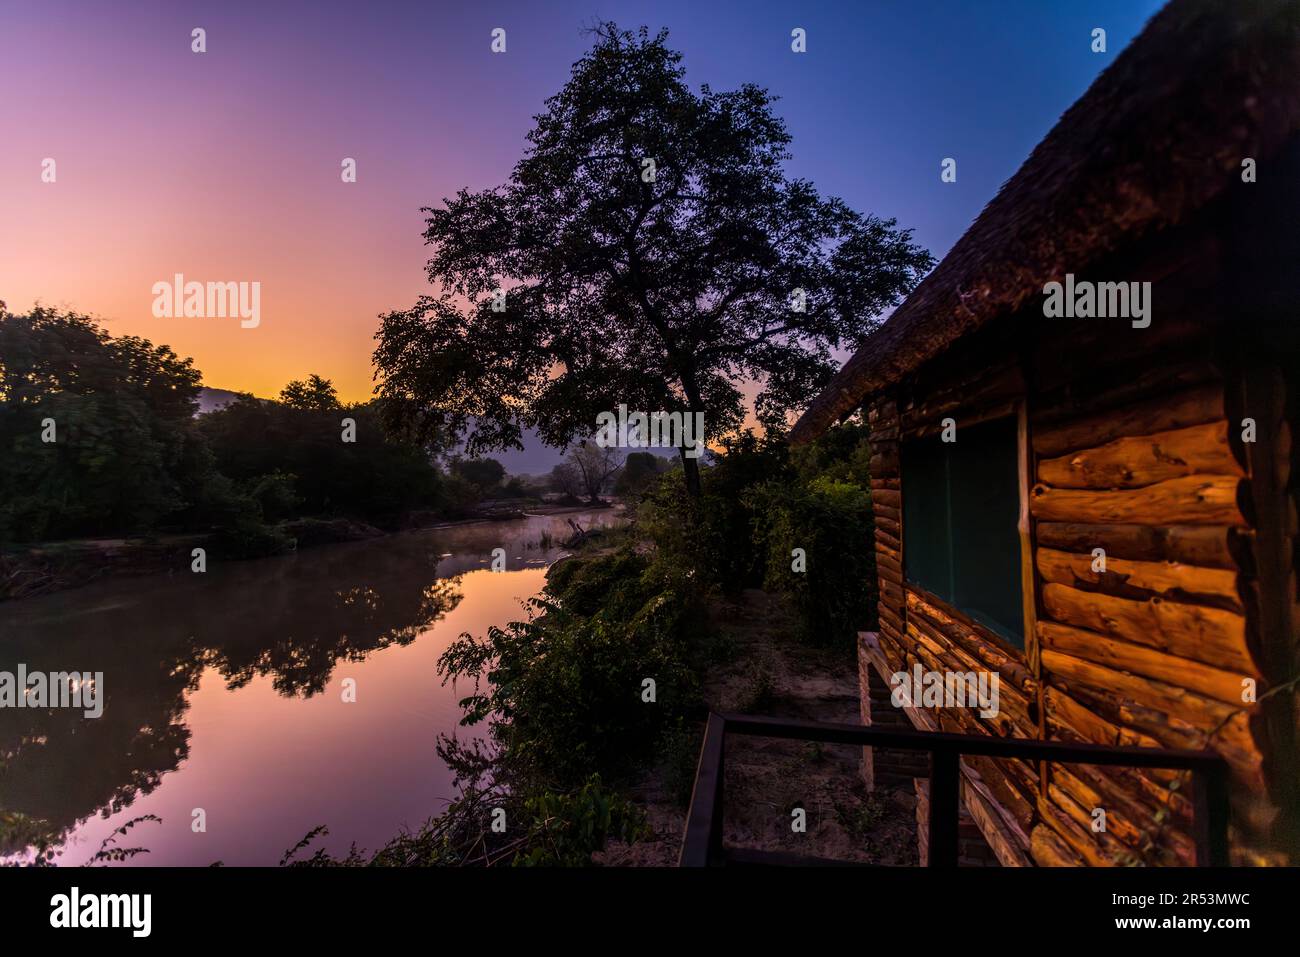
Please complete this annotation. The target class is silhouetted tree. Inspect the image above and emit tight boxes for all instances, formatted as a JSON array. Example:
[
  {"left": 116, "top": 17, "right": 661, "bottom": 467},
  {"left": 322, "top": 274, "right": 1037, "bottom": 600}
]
[
  {"left": 614, "top": 450, "right": 670, "bottom": 496},
  {"left": 279, "top": 374, "right": 339, "bottom": 411},
  {"left": 549, "top": 462, "right": 584, "bottom": 500},
  {"left": 374, "top": 22, "right": 932, "bottom": 497},
  {"left": 569, "top": 442, "right": 622, "bottom": 503},
  {"left": 450, "top": 457, "right": 506, "bottom": 492}
]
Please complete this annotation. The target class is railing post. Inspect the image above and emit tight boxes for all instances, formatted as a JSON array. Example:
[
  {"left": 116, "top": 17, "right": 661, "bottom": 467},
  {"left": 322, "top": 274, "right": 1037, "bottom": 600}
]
[
  {"left": 1191, "top": 763, "right": 1231, "bottom": 866},
  {"left": 710, "top": 726, "right": 725, "bottom": 865},
  {"left": 928, "top": 748, "right": 959, "bottom": 867},
  {"left": 679, "top": 712, "right": 727, "bottom": 866}
]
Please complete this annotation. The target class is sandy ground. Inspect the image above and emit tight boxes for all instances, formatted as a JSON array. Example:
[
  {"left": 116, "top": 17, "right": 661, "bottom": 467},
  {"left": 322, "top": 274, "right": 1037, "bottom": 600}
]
[{"left": 596, "top": 588, "right": 918, "bottom": 867}]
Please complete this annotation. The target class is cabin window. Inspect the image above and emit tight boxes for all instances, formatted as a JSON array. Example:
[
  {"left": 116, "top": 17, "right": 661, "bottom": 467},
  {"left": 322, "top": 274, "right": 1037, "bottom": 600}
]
[{"left": 900, "top": 416, "right": 1025, "bottom": 647}]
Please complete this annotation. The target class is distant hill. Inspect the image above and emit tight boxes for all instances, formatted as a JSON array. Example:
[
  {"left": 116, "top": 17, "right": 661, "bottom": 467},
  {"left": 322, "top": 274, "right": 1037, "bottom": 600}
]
[
  {"left": 196, "top": 387, "right": 245, "bottom": 414},
  {"left": 473, "top": 427, "right": 569, "bottom": 477}
]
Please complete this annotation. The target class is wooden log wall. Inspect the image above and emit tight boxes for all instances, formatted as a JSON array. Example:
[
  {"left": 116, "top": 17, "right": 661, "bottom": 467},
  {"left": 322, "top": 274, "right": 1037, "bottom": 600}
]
[
  {"left": 859, "top": 279, "right": 1295, "bottom": 864},
  {"left": 863, "top": 325, "right": 1046, "bottom": 866},
  {"left": 1029, "top": 361, "right": 1273, "bottom": 865}
]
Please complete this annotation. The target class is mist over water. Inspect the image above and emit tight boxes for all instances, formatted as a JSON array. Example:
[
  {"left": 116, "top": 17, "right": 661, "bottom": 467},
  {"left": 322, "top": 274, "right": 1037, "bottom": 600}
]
[{"left": 0, "top": 509, "right": 621, "bottom": 866}]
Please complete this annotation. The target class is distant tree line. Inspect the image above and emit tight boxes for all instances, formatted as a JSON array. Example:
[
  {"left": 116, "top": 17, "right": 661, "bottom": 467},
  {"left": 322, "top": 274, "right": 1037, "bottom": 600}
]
[
  {"left": 0, "top": 307, "right": 452, "bottom": 549},
  {"left": 0, "top": 307, "right": 668, "bottom": 552}
]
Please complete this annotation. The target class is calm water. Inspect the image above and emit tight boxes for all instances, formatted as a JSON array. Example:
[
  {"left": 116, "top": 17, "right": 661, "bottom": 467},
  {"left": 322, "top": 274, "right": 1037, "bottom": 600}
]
[{"left": 0, "top": 509, "right": 622, "bottom": 866}]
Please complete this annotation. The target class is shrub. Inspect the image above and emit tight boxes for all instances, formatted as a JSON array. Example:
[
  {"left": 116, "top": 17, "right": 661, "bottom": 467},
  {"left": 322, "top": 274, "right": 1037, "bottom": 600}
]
[
  {"left": 512, "top": 777, "right": 647, "bottom": 866},
  {"left": 639, "top": 431, "right": 789, "bottom": 594},
  {"left": 282, "top": 775, "right": 645, "bottom": 867},
  {"left": 450, "top": 457, "right": 505, "bottom": 492},
  {"left": 749, "top": 474, "right": 877, "bottom": 648},
  {"left": 438, "top": 549, "right": 702, "bottom": 787},
  {"left": 244, "top": 470, "right": 301, "bottom": 523}
]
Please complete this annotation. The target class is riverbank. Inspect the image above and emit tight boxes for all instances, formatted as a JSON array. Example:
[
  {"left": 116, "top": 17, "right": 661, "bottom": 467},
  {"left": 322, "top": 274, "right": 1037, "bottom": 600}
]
[
  {"left": 0, "top": 507, "right": 629, "bottom": 865},
  {"left": 0, "top": 502, "right": 620, "bottom": 602}
]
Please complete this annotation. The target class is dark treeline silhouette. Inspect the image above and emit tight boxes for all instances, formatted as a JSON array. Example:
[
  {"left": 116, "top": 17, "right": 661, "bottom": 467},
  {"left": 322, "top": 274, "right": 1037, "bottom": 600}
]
[{"left": 0, "top": 306, "right": 453, "bottom": 549}]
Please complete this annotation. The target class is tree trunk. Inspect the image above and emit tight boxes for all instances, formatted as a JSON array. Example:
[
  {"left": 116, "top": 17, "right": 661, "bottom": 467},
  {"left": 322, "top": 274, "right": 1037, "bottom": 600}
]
[
  {"left": 678, "top": 446, "right": 701, "bottom": 498},
  {"left": 676, "top": 364, "right": 706, "bottom": 499}
]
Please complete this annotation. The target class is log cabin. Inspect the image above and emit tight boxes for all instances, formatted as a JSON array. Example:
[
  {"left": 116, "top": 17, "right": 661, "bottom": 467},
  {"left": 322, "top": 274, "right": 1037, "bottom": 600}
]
[{"left": 789, "top": 0, "right": 1300, "bottom": 866}]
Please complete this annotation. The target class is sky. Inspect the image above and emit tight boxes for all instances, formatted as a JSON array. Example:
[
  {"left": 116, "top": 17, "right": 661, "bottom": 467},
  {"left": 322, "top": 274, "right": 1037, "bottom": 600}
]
[{"left": 0, "top": 0, "right": 1166, "bottom": 403}]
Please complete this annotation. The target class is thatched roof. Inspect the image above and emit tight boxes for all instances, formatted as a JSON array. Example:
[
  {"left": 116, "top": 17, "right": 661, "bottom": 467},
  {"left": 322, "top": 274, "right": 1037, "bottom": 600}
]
[{"left": 790, "top": 0, "right": 1300, "bottom": 444}]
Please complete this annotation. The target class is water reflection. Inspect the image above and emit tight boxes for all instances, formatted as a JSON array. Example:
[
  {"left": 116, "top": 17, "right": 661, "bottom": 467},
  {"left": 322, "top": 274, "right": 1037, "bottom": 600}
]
[{"left": 0, "top": 509, "right": 619, "bottom": 864}]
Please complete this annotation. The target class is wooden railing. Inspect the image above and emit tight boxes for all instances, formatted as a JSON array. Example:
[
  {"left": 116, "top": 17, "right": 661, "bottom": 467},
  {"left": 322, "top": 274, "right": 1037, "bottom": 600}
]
[{"left": 678, "top": 712, "right": 1231, "bottom": 867}]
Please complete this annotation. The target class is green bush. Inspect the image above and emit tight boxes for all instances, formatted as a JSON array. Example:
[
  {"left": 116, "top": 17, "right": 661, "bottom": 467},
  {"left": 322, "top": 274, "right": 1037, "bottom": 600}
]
[
  {"left": 749, "top": 474, "right": 877, "bottom": 647},
  {"left": 244, "top": 470, "right": 301, "bottom": 523},
  {"left": 211, "top": 515, "right": 295, "bottom": 559},
  {"left": 638, "top": 431, "right": 789, "bottom": 594},
  {"left": 636, "top": 423, "right": 877, "bottom": 647},
  {"left": 449, "top": 456, "right": 505, "bottom": 492},
  {"left": 544, "top": 549, "right": 657, "bottom": 619},
  {"left": 0, "top": 308, "right": 202, "bottom": 542},
  {"left": 512, "top": 777, "right": 647, "bottom": 866},
  {"left": 657, "top": 722, "right": 704, "bottom": 809},
  {"left": 438, "top": 549, "right": 702, "bottom": 786},
  {"left": 282, "top": 775, "right": 645, "bottom": 867},
  {"left": 199, "top": 396, "right": 444, "bottom": 527}
]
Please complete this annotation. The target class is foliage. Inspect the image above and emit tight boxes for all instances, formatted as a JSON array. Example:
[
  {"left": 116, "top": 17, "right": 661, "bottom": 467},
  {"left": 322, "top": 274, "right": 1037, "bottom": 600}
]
[
  {"left": 373, "top": 22, "right": 931, "bottom": 496},
  {"left": 656, "top": 722, "right": 704, "bottom": 809},
  {"left": 449, "top": 456, "right": 505, "bottom": 492},
  {"left": 244, "top": 469, "right": 302, "bottom": 523},
  {"left": 511, "top": 777, "right": 647, "bottom": 866},
  {"left": 1, "top": 811, "right": 160, "bottom": 867},
  {"left": 614, "top": 450, "right": 672, "bottom": 496},
  {"left": 437, "top": 472, "right": 486, "bottom": 516},
  {"left": 0, "top": 306, "right": 205, "bottom": 541},
  {"left": 279, "top": 374, "right": 340, "bottom": 411},
  {"left": 568, "top": 441, "right": 622, "bottom": 503},
  {"left": 639, "top": 430, "right": 790, "bottom": 593},
  {"left": 83, "top": 815, "right": 162, "bottom": 865},
  {"left": 749, "top": 474, "right": 877, "bottom": 647},
  {"left": 791, "top": 418, "right": 872, "bottom": 487},
  {"left": 638, "top": 422, "right": 875, "bottom": 647},
  {"left": 548, "top": 462, "right": 584, "bottom": 502},
  {"left": 281, "top": 775, "right": 645, "bottom": 868},
  {"left": 0, "top": 307, "right": 453, "bottom": 546},
  {"left": 498, "top": 476, "right": 531, "bottom": 498},
  {"left": 438, "top": 549, "right": 702, "bottom": 786},
  {"left": 198, "top": 394, "right": 442, "bottom": 527}
]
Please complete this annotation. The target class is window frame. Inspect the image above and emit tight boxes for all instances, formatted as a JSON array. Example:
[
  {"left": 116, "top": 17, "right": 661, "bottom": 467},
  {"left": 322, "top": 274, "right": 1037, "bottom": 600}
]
[{"left": 898, "top": 402, "right": 1038, "bottom": 664}]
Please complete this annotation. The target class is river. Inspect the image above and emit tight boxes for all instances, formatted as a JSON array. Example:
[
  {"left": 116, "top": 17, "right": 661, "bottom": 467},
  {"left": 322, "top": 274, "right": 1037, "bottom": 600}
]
[{"left": 0, "top": 508, "right": 623, "bottom": 866}]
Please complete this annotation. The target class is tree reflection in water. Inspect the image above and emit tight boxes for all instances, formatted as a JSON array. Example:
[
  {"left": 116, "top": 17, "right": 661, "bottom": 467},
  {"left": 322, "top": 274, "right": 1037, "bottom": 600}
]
[{"left": 0, "top": 530, "right": 469, "bottom": 862}]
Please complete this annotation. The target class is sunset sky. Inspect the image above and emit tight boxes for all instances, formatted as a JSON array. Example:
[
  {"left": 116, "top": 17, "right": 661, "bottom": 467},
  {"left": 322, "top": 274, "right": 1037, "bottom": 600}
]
[{"left": 1, "top": 0, "right": 1163, "bottom": 403}]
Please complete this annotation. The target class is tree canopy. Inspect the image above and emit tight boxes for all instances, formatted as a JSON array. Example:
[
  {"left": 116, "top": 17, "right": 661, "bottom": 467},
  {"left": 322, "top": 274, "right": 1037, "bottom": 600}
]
[
  {"left": 0, "top": 306, "right": 204, "bottom": 539},
  {"left": 0, "top": 306, "right": 450, "bottom": 544},
  {"left": 279, "top": 374, "right": 340, "bottom": 411},
  {"left": 374, "top": 22, "right": 931, "bottom": 494},
  {"left": 449, "top": 456, "right": 506, "bottom": 492}
]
